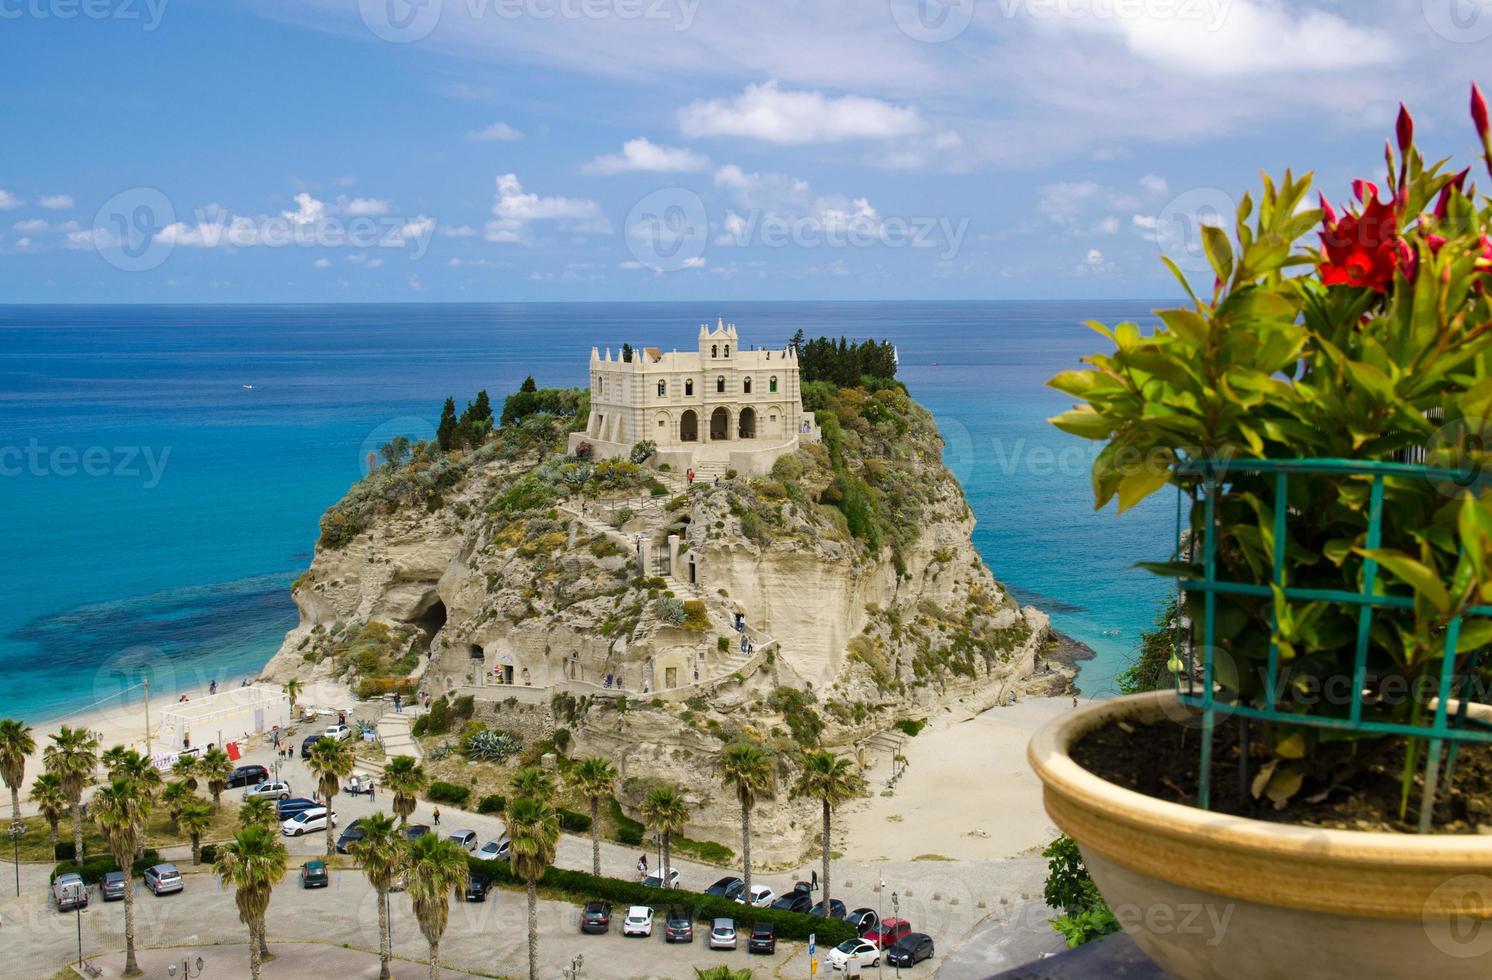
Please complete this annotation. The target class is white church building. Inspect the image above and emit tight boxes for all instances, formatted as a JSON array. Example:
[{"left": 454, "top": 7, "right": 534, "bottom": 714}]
[{"left": 567, "top": 319, "right": 817, "bottom": 476}]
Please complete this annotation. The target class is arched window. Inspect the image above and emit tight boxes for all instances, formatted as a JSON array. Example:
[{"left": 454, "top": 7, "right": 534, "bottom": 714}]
[
  {"left": 716, "top": 376, "right": 725, "bottom": 393},
  {"left": 599, "top": 377, "right": 605, "bottom": 395},
  {"left": 769, "top": 375, "right": 778, "bottom": 393},
  {"left": 711, "top": 344, "right": 718, "bottom": 358},
  {"left": 685, "top": 379, "right": 694, "bottom": 396},
  {"left": 724, "top": 345, "right": 730, "bottom": 357},
  {"left": 657, "top": 380, "right": 666, "bottom": 397},
  {"left": 743, "top": 377, "right": 752, "bottom": 394}
]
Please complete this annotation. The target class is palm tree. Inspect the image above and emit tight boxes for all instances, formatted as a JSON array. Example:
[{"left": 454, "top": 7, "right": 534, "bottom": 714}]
[
  {"left": 512, "top": 767, "right": 555, "bottom": 803},
  {"left": 214, "top": 826, "right": 288, "bottom": 980},
  {"left": 566, "top": 757, "right": 616, "bottom": 876},
  {"left": 347, "top": 811, "right": 407, "bottom": 980},
  {"left": 161, "top": 780, "right": 192, "bottom": 830},
  {"left": 238, "top": 796, "right": 278, "bottom": 831},
  {"left": 0, "top": 718, "right": 36, "bottom": 827},
  {"left": 101, "top": 745, "right": 130, "bottom": 779},
  {"left": 29, "top": 773, "right": 67, "bottom": 854},
  {"left": 180, "top": 799, "right": 214, "bottom": 864},
  {"left": 92, "top": 777, "right": 151, "bottom": 976},
  {"left": 306, "top": 737, "right": 354, "bottom": 855},
  {"left": 108, "top": 749, "right": 161, "bottom": 859},
  {"left": 693, "top": 969, "right": 752, "bottom": 980},
  {"left": 640, "top": 785, "right": 690, "bottom": 888},
  {"left": 507, "top": 796, "right": 561, "bottom": 980},
  {"left": 791, "top": 750, "right": 863, "bottom": 913},
  {"left": 719, "top": 742, "right": 774, "bottom": 899},
  {"left": 405, "top": 833, "right": 469, "bottom": 980},
  {"left": 382, "top": 755, "right": 427, "bottom": 826},
  {"left": 43, "top": 726, "right": 99, "bottom": 865},
  {"left": 282, "top": 678, "right": 302, "bottom": 717},
  {"left": 171, "top": 755, "right": 201, "bottom": 794},
  {"left": 199, "top": 747, "right": 234, "bottom": 810}
]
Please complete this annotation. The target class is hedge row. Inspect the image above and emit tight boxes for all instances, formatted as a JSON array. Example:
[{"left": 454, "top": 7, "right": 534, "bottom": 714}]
[
  {"left": 427, "top": 781, "right": 472, "bottom": 805},
  {"left": 556, "top": 807, "right": 592, "bottom": 833},
  {"left": 466, "top": 857, "right": 856, "bottom": 945},
  {"left": 51, "top": 849, "right": 163, "bottom": 885}
]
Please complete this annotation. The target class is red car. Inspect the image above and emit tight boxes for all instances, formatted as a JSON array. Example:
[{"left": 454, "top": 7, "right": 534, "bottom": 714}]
[{"left": 866, "top": 917, "right": 911, "bottom": 950}]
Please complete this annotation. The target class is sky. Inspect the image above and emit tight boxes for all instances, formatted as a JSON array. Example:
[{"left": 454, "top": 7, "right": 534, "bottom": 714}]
[{"left": 0, "top": 0, "right": 1489, "bottom": 302}]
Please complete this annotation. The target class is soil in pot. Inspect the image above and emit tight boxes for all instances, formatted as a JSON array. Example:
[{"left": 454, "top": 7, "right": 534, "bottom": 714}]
[{"left": 1070, "top": 709, "right": 1492, "bottom": 834}]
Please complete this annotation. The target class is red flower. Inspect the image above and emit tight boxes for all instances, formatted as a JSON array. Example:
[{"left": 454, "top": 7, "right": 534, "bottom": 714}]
[
  {"left": 1478, "top": 233, "right": 1492, "bottom": 269},
  {"left": 1319, "top": 187, "right": 1406, "bottom": 293},
  {"left": 1434, "top": 167, "right": 1471, "bottom": 219},
  {"left": 1474, "top": 84, "right": 1490, "bottom": 142},
  {"left": 1396, "top": 103, "right": 1414, "bottom": 153}
]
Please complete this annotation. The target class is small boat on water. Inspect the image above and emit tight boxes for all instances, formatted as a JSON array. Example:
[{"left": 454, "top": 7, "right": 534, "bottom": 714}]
[{"left": 242, "top": 384, "right": 254, "bottom": 390}]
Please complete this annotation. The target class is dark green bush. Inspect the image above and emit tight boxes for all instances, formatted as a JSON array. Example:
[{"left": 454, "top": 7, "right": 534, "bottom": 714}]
[
  {"left": 477, "top": 794, "right": 507, "bottom": 815},
  {"left": 557, "top": 807, "right": 592, "bottom": 833},
  {"left": 617, "top": 825, "right": 643, "bottom": 846},
  {"left": 465, "top": 856, "right": 854, "bottom": 944},
  {"left": 52, "top": 849, "right": 162, "bottom": 885},
  {"left": 198, "top": 844, "right": 218, "bottom": 865},
  {"left": 894, "top": 717, "right": 926, "bottom": 737},
  {"left": 427, "top": 781, "right": 471, "bottom": 805}
]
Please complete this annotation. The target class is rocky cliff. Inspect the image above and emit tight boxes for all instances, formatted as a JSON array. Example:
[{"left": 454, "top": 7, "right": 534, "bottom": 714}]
[{"left": 264, "top": 381, "right": 1067, "bottom": 861}]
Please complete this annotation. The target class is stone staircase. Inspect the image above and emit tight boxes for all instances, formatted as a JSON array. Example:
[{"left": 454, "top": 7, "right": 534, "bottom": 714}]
[{"left": 363, "top": 712, "right": 421, "bottom": 776}]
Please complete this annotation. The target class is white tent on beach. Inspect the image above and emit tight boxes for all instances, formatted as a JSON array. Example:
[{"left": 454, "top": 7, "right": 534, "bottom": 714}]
[{"left": 155, "top": 684, "right": 290, "bottom": 754}]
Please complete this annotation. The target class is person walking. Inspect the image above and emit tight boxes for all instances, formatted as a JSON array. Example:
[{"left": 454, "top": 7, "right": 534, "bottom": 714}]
[
  {"left": 393, "top": 692, "right": 402, "bottom": 713},
  {"left": 811, "top": 869, "right": 819, "bottom": 891},
  {"left": 433, "top": 806, "right": 441, "bottom": 827},
  {"left": 638, "top": 854, "right": 648, "bottom": 877}
]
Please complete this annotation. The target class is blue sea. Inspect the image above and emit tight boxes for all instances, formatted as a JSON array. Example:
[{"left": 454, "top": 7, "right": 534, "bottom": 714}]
[{"left": 0, "top": 302, "right": 1175, "bottom": 724}]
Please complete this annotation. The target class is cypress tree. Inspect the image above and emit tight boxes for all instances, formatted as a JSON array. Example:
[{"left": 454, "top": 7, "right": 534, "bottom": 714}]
[{"left": 436, "top": 397, "right": 457, "bottom": 452}]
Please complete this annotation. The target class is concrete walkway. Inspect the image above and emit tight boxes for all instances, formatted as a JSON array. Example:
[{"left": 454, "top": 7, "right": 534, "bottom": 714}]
[{"left": 73, "top": 942, "right": 490, "bottom": 980}]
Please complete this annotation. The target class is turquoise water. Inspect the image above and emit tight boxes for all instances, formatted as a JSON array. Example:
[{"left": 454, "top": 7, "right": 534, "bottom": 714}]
[{"left": 0, "top": 302, "right": 1173, "bottom": 723}]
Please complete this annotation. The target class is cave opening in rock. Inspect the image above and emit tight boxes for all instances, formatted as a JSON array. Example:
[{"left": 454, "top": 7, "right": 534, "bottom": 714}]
[{"left": 411, "top": 596, "right": 448, "bottom": 650}]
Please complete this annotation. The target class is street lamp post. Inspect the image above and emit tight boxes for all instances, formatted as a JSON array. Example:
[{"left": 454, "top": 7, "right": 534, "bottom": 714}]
[
  {"left": 891, "top": 891, "right": 900, "bottom": 979},
  {"left": 876, "top": 875, "right": 884, "bottom": 979},
  {"left": 75, "top": 905, "right": 83, "bottom": 968},
  {"left": 8, "top": 821, "right": 23, "bottom": 897},
  {"left": 166, "top": 954, "right": 205, "bottom": 978}
]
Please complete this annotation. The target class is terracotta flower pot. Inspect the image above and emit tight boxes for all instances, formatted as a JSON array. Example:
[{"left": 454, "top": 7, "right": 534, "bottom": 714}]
[{"left": 1028, "top": 690, "right": 1492, "bottom": 979}]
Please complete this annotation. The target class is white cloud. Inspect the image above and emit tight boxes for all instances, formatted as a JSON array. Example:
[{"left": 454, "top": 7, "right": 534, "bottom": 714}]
[
  {"left": 408, "top": 273, "right": 422, "bottom": 290},
  {"left": 681, "top": 256, "right": 706, "bottom": 268},
  {"left": 581, "top": 137, "right": 710, "bottom": 175},
  {"left": 679, "top": 81, "right": 923, "bottom": 144},
  {"left": 347, "top": 253, "right": 384, "bottom": 268},
  {"left": 0, "top": 190, "right": 21, "bottom": 210},
  {"left": 1139, "top": 174, "right": 1169, "bottom": 195},
  {"left": 39, "top": 194, "right": 74, "bottom": 210},
  {"left": 13, "top": 218, "right": 47, "bottom": 233},
  {"left": 467, "top": 121, "right": 524, "bottom": 142},
  {"left": 14, "top": 236, "right": 33, "bottom": 249},
  {"left": 314, "top": 258, "right": 331, "bottom": 268},
  {"left": 485, "top": 173, "right": 608, "bottom": 243},
  {"left": 711, "top": 164, "right": 884, "bottom": 246},
  {"left": 282, "top": 192, "right": 326, "bottom": 226},
  {"left": 342, "top": 197, "right": 391, "bottom": 216},
  {"left": 441, "top": 225, "right": 477, "bottom": 238}
]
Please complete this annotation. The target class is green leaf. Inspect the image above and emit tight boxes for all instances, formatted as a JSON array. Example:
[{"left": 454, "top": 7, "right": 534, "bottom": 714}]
[
  {"left": 1115, "top": 449, "right": 1175, "bottom": 512},
  {"left": 1202, "top": 225, "right": 1234, "bottom": 284},
  {"left": 1355, "top": 548, "right": 1451, "bottom": 614}
]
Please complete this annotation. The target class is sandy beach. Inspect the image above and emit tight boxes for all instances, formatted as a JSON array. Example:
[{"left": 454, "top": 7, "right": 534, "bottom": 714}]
[{"left": 838, "top": 695, "right": 1072, "bottom": 864}]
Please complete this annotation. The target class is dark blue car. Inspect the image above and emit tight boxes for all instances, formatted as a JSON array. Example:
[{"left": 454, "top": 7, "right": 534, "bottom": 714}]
[{"left": 277, "top": 797, "right": 318, "bottom": 819}]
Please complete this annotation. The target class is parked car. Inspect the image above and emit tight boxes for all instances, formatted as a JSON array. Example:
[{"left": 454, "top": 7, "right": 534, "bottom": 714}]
[
  {"left": 404, "top": 824, "right": 431, "bottom": 842},
  {"left": 476, "top": 838, "right": 509, "bottom": 861},
  {"left": 277, "top": 797, "right": 318, "bottom": 819},
  {"left": 847, "top": 908, "right": 879, "bottom": 935},
  {"left": 226, "top": 764, "right": 269, "bottom": 788},
  {"left": 708, "top": 918, "right": 737, "bottom": 951},
  {"left": 828, "top": 937, "right": 881, "bottom": 971},
  {"left": 748, "top": 922, "right": 777, "bottom": 955},
  {"left": 579, "top": 901, "right": 612, "bottom": 934},
  {"left": 301, "top": 860, "right": 330, "bottom": 889},
  {"left": 621, "top": 906, "right": 655, "bottom": 937},
  {"left": 770, "top": 892, "right": 813, "bottom": 914},
  {"left": 447, "top": 829, "right": 478, "bottom": 852},
  {"left": 885, "top": 933, "right": 935, "bottom": 968},
  {"left": 281, "top": 806, "right": 336, "bottom": 836},
  {"left": 463, "top": 871, "right": 491, "bottom": 902},
  {"left": 866, "top": 917, "right": 912, "bottom": 950},
  {"left": 739, "top": 884, "right": 776, "bottom": 908},
  {"left": 323, "top": 723, "right": 353, "bottom": 741},
  {"left": 641, "top": 867, "right": 680, "bottom": 890},
  {"left": 53, "top": 872, "right": 88, "bottom": 911},
  {"left": 243, "top": 780, "right": 292, "bottom": 802},
  {"left": 335, "top": 819, "right": 366, "bottom": 854},
  {"left": 790, "top": 880, "right": 813, "bottom": 896},
  {"left": 143, "top": 864, "right": 183, "bottom": 896},
  {"left": 100, "top": 870, "right": 127, "bottom": 902},
  {"left": 664, "top": 907, "right": 694, "bottom": 943},
  {"left": 705, "top": 876, "right": 744, "bottom": 899},
  {"left": 811, "top": 898, "right": 848, "bottom": 919}
]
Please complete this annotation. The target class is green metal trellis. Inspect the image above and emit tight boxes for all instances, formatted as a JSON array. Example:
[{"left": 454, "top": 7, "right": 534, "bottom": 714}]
[{"left": 1171, "top": 457, "right": 1492, "bottom": 832}]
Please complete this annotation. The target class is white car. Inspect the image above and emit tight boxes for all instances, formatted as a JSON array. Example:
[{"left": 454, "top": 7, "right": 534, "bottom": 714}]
[
  {"left": 323, "top": 724, "right": 353, "bottom": 741},
  {"left": 621, "top": 905, "right": 655, "bottom": 937},
  {"left": 641, "top": 867, "right": 680, "bottom": 890},
  {"left": 476, "top": 838, "right": 509, "bottom": 861},
  {"left": 708, "top": 918, "right": 737, "bottom": 950},
  {"left": 828, "top": 937, "right": 881, "bottom": 971},
  {"left": 243, "top": 780, "right": 292, "bottom": 801},
  {"left": 737, "top": 884, "right": 776, "bottom": 908},
  {"left": 281, "top": 806, "right": 337, "bottom": 836},
  {"left": 448, "top": 829, "right": 478, "bottom": 852}
]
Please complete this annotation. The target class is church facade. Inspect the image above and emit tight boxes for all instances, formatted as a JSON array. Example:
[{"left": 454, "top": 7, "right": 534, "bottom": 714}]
[{"left": 568, "top": 320, "right": 815, "bottom": 474}]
